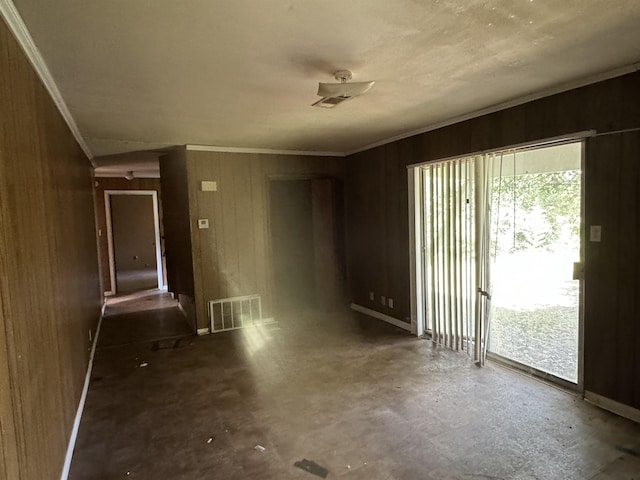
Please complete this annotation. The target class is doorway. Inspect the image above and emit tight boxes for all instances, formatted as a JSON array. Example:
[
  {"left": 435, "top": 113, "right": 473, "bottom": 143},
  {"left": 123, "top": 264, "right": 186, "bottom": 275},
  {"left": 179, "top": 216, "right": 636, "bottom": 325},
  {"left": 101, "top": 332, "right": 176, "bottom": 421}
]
[
  {"left": 269, "top": 178, "right": 345, "bottom": 311},
  {"left": 105, "top": 190, "right": 163, "bottom": 294}
]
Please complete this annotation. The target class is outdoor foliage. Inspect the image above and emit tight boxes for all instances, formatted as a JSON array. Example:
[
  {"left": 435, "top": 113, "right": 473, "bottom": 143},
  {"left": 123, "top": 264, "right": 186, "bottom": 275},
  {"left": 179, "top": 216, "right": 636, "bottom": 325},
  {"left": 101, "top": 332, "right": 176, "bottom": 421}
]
[{"left": 491, "top": 170, "right": 581, "bottom": 254}]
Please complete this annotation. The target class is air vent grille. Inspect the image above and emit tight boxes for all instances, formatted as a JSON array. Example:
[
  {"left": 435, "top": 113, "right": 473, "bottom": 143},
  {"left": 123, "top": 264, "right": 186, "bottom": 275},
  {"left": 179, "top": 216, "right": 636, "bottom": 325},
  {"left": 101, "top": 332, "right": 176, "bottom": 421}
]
[{"left": 312, "top": 96, "right": 351, "bottom": 108}]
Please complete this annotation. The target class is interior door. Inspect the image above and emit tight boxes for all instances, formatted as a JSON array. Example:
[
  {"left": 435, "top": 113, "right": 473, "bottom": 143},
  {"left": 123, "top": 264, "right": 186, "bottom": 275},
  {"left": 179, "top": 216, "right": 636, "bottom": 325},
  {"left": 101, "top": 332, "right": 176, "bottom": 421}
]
[{"left": 269, "top": 178, "right": 345, "bottom": 311}]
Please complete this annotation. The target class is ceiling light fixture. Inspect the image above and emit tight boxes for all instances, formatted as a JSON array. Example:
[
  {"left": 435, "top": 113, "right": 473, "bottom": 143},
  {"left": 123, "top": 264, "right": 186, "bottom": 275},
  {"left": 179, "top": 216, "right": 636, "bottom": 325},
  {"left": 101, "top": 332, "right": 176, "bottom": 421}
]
[{"left": 312, "top": 70, "right": 375, "bottom": 108}]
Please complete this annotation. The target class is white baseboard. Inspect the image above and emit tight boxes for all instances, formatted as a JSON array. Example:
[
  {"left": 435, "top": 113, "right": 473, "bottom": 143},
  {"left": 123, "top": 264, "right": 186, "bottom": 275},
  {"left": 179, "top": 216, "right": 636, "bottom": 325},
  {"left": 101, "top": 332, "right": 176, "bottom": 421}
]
[
  {"left": 197, "top": 328, "right": 210, "bottom": 336},
  {"left": 350, "top": 303, "right": 412, "bottom": 332},
  {"left": 60, "top": 302, "right": 105, "bottom": 480},
  {"left": 103, "top": 291, "right": 114, "bottom": 297},
  {"left": 585, "top": 391, "right": 640, "bottom": 424}
]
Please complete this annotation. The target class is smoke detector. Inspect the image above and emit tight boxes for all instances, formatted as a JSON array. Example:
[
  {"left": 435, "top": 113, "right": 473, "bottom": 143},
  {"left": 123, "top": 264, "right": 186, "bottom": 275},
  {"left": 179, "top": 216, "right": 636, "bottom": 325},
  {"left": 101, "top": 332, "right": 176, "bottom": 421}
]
[{"left": 312, "top": 70, "right": 375, "bottom": 108}]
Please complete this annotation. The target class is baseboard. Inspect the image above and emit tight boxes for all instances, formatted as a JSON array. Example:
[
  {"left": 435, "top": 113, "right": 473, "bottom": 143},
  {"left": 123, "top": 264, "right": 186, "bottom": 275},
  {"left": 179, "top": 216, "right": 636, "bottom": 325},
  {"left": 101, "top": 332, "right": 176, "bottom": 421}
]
[
  {"left": 60, "top": 302, "right": 105, "bottom": 480},
  {"left": 103, "top": 290, "right": 114, "bottom": 297},
  {"left": 203, "top": 318, "right": 277, "bottom": 335},
  {"left": 585, "top": 391, "right": 640, "bottom": 424},
  {"left": 350, "top": 303, "right": 412, "bottom": 332}
]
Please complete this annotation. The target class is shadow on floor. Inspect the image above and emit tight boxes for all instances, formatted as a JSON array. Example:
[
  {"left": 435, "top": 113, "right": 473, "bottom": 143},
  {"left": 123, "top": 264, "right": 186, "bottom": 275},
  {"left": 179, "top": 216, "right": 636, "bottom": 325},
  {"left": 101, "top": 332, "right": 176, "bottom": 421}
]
[{"left": 69, "top": 293, "right": 640, "bottom": 480}]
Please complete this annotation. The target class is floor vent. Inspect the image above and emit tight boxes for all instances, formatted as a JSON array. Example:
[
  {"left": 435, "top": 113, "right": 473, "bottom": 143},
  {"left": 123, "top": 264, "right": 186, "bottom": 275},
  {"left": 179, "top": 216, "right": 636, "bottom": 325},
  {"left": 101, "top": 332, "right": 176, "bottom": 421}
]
[{"left": 208, "top": 294, "right": 264, "bottom": 333}]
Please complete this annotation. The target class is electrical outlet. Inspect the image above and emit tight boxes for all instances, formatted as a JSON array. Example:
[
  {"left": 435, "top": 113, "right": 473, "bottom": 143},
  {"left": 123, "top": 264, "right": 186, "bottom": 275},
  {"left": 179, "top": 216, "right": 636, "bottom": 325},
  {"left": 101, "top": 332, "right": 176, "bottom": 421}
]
[
  {"left": 388, "top": 298, "right": 394, "bottom": 309},
  {"left": 369, "top": 291, "right": 374, "bottom": 301},
  {"left": 381, "top": 295, "right": 386, "bottom": 306}
]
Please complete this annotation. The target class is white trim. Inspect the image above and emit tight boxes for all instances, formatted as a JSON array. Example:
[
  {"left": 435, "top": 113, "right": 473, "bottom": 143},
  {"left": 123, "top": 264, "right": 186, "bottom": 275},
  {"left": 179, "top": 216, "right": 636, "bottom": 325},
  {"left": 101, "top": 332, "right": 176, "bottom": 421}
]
[
  {"left": 59, "top": 303, "right": 105, "bottom": 480},
  {"left": 408, "top": 168, "right": 424, "bottom": 336},
  {"left": 186, "top": 144, "right": 345, "bottom": 157},
  {"left": 347, "top": 63, "right": 640, "bottom": 156},
  {"left": 197, "top": 328, "right": 210, "bottom": 336},
  {"left": 584, "top": 391, "right": 640, "bottom": 424},
  {"left": 577, "top": 141, "right": 586, "bottom": 393},
  {"left": 104, "top": 190, "right": 163, "bottom": 294},
  {"left": 405, "top": 131, "right": 596, "bottom": 169},
  {"left": 103, "top": 290, "right": 114, "bottom": 297},
  {"left": 0, "top": 0, "right": 93, "bottom": 163},
  {"left": 350, "top": 303, "right": 412, "bottom": 332},
  {"left": 104, "top": 191, "right": 115, "bottom": 293}
]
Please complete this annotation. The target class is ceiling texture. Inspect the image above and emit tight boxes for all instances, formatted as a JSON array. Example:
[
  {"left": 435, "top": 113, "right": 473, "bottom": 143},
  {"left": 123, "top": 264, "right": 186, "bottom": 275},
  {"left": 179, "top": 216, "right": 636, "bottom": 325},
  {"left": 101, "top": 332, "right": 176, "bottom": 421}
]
[{"left": 7, "top": 0, "right": 640, "bottom": 176}]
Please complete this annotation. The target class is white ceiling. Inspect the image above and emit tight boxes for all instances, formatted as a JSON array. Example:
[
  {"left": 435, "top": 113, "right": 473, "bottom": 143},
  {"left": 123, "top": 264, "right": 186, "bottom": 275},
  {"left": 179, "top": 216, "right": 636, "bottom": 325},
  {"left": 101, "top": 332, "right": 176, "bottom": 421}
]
[{"left": 9, "top": 0, "right": 640, "bottom": 171}]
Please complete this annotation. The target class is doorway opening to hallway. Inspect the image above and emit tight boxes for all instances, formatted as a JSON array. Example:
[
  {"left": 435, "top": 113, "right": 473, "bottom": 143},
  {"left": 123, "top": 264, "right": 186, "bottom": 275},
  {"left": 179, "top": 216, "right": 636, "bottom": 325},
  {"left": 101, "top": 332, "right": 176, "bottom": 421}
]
[{"left": 105, "top": 190, "right": 164, "bottom": 295}]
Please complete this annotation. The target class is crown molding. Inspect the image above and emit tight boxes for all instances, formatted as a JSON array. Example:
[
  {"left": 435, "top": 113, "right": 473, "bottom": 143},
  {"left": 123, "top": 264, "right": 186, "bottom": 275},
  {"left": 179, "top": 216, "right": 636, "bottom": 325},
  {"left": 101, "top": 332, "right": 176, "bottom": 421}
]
[
  {"left": 0, "top": 0, "right": 94, "bottom": 164},
  {"left": 186, "top": 144, "right": 345, "bottom": 157},
  {"left": 346, "top": 62, "right": 640, "bottom": 156}
]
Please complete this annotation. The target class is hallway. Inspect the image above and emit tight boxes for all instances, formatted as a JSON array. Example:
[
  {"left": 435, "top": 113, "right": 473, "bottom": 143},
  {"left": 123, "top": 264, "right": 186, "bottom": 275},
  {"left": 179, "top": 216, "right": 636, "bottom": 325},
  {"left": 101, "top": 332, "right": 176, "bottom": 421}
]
[{"left": 68, "top": 293, "right": 640, "bottom": 479}]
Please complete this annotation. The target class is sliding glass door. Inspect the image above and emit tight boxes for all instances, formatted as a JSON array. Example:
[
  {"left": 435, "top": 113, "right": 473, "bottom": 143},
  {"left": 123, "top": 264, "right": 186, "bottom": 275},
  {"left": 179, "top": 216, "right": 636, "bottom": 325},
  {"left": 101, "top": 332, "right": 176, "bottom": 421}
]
[
  {"left": 412, "top": 141, "right": 583, "bottom": 386},
  {"left": 488, "top": 142, "right": 582, "bottom": 384}
]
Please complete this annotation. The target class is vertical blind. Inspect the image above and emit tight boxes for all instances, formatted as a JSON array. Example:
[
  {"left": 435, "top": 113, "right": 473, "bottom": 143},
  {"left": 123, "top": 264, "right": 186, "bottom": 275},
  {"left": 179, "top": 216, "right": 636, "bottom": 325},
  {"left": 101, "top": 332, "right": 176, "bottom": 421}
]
[{"left": 420, "top": 154, "right": 494, "bottom": 364}]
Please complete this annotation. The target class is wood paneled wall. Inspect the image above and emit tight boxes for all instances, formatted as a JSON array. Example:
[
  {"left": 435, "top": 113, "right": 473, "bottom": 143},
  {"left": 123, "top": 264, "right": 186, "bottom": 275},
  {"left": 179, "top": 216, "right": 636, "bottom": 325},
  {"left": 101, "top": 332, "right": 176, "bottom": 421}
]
[
  {"left": 346, "top": 71, "right": 640, "bottom": 409},
  {"left": 0, "top": 17, "right": 101, "bottom": 480},
  {"left": 584, "top": 131, "right": 640, "bottom": 409},
  {"left": 159, "top": 148, "right": 197, "bottom": 329},
  {"left": 185, "top": 150, "right": 345, "bottom": 328},
  {"left": 93, "top": 177, "right": 164, "bottom": 294},
  {"left": 347, "top": 141, "right": 412, "bottom": 323}
]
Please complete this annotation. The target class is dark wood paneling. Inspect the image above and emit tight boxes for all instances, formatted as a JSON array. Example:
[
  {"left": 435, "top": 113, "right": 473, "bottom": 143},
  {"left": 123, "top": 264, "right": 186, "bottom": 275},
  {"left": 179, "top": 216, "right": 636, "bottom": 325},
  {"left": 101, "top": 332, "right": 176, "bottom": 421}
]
[
  {"left": 159, "top": 149, "right": 196, "bottom": 329},
  {"left": 346, "top": 141, "right": 412, "bottom": 322},
  {"left": 93, "top": 177, "right": 163, "bottom": 293},
  {"left": 346, "top": 71, "right": 640, "bottom": 409},
  {"left": 185, "top": 151, "right": 345, "bottom": 328},
  {"left": 0, "top": 17, "right": 101, "bottom": 479},
  {"left": 0, "top": 290, "right": 19, "bottom": 480},
  {"left": 584, "top": 132, "right": 640, "bottom": 408}
]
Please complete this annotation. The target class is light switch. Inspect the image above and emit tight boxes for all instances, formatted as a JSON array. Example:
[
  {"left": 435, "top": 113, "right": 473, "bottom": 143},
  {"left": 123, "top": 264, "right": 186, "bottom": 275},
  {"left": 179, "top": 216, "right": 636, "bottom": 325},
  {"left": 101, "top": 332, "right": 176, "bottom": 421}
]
[
  {"left": 197, "top": 219, "right": 209, "bottom": 229},
  {"left": 589, "top": 225, "right": 602, "bottom": 242},
  {"left": 201, "top": 181, "right": 217, "bottom": 192}
]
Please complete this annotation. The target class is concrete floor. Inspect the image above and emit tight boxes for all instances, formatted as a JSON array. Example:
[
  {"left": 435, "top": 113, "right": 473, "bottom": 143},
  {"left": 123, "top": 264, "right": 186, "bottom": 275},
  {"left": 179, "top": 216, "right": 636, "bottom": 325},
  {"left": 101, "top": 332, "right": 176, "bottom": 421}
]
[{"left": 69, "top": 292, "right": 640, "bottom": 480}]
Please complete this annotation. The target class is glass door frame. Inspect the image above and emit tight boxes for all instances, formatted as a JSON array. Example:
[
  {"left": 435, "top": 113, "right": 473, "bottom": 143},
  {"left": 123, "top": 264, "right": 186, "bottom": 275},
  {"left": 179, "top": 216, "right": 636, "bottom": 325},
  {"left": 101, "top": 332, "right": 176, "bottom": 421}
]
[
  {"left": 485, "top": 140, "right": 585, "bottom": 392},
  {"left": 409, "top": 134, "right": 590, "bottom": 393}
]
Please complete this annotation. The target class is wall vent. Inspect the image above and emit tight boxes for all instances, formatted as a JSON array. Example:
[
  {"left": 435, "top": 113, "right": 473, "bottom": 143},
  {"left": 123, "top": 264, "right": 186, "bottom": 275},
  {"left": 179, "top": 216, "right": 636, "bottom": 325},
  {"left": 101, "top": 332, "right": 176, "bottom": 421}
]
[{"left": 208, "top": 294, "right": 265, "bottom": 333}]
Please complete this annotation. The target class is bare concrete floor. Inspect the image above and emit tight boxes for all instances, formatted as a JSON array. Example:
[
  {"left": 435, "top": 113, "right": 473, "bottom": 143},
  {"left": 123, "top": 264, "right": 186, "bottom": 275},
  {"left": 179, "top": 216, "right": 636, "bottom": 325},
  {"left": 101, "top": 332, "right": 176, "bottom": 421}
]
[{"left": 69, "top": 293, "right": 640, "bottom": 479}]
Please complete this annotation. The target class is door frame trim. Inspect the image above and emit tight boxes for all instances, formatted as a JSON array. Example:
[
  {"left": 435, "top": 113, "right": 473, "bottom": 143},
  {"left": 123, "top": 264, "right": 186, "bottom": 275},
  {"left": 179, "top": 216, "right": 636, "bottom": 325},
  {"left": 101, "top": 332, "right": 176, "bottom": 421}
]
[{"left": 104, "top": 190, "right": 163, "bottom": 295}]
